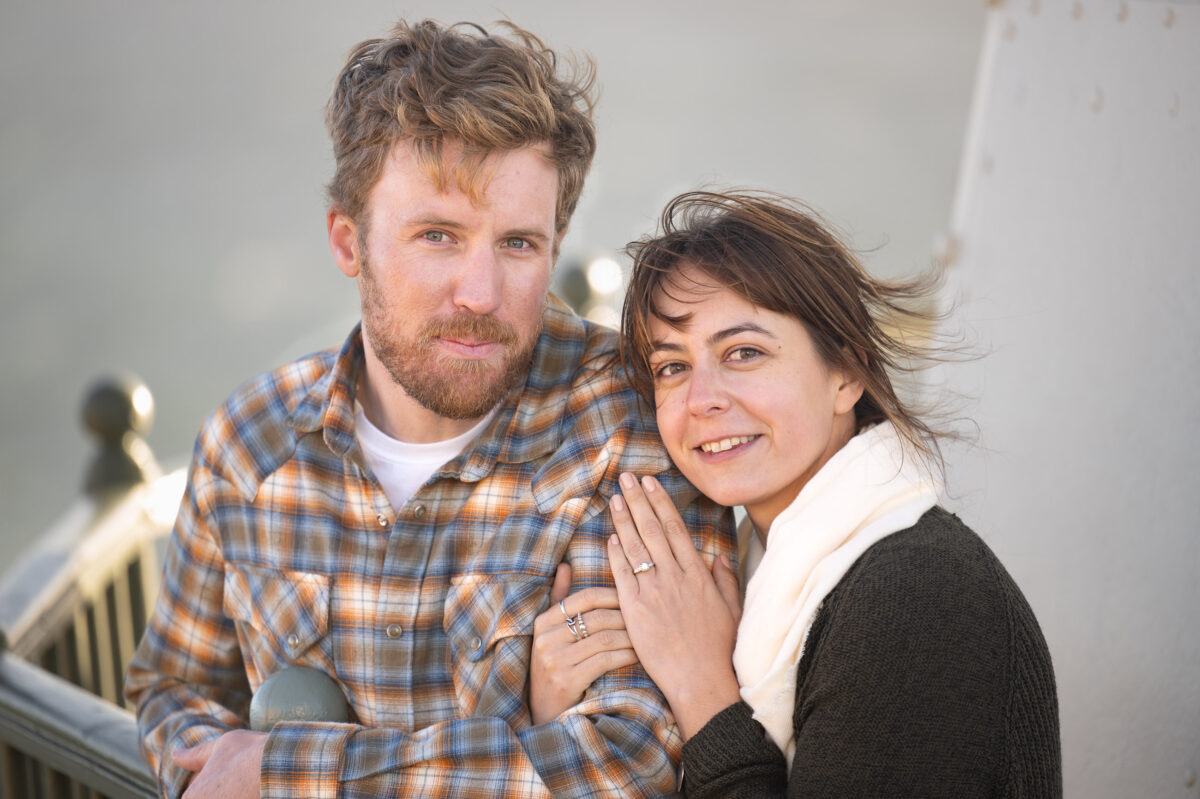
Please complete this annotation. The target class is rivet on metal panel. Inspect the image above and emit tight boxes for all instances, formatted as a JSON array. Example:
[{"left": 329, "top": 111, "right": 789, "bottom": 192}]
[
  {"left": 1164, "top": 8, "right": 1175, "bottom": 28},
  {"left": 1116, "top": 2, "right": 1129, "bottom": 22},
  {"left": 1090, "top": 87, "right": 1104, "bottom": 114},
  {"left": 1071, "top": 2, "right": 1084, "bottom": 20}
]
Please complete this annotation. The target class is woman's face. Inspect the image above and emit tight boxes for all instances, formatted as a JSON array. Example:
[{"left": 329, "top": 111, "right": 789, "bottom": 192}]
[{"left": 647, "top": 264, "right": 864, "bottom": 533}]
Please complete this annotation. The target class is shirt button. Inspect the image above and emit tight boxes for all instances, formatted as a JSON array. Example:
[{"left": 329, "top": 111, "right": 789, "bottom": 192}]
[
  {"left": 412, "top": 503, "right": 426, "bottom": 519},
  {"left": 285, "top": 634, "right": 299, "bottom": 650},
  {"left": 376, "top": 513, "right": 389, "bottom": 527},
  {"left": 386, "top": 623, "right": 403, "bottom": 639},
  {"left": 470, "top": 636, "right": 483, "bottom": 651}
]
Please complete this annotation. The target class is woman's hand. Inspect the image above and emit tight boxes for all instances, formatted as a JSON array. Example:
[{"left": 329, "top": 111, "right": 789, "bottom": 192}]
[
  {"left": 529, "top": 562, "right": 638, "bottom": 725},
  {"left": 609, "top": 472, "right": 743, "bottom": 739}
]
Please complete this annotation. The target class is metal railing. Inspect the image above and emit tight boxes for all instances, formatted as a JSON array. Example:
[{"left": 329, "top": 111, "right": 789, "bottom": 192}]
[
  {"left": 0, "top": 377, "right": 177, "bottom": 798},
  {"left": 0, "top": 647, "right": 156, "bottom": 798}
]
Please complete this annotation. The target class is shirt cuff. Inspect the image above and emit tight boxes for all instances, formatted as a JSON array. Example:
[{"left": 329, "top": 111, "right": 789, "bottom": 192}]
[{"left": 261, "top": 721, "right": 357, "bottom": 799}]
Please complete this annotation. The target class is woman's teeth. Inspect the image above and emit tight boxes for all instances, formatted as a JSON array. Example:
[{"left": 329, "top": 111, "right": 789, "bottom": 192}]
[{"left": 699, "top": 435, "right": 756, "bottom": 454}]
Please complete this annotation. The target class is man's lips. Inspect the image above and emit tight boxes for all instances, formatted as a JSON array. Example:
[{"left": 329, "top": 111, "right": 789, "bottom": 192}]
[{"left": 436, "top": 337, "right": 503, "bottom": 358}]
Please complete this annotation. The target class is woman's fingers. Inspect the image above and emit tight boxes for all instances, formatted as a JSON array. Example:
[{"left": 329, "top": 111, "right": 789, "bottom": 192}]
[
  {"left": 712, "top": 554, "right": 743, "bottom": 623},
  {"left": 532, "top": 612, "right": 629, "bottom": 668},
  {"left": 529, "top": 585, "right": 633, "bottom": 725},
  {"left": 549, "top": 562, "right": 572, "bottom": 606},
  {"left": 614, "top": 472, "right": 676, "bottom": 571},
  {"left": 639, "top": 475, "right": 706, "bottom": 573},
  {"left": 531, "top": 642, "right": 639, "bottom": 725},
  {"left": 558, "top": 586, "right": 620, "bottom": 618},
  {"left": 566, "top": 644, "right": 639, "bottom": 686},
  {"left": 607, "top": 533, "right": 640, "bottom": 602},
  {"left": 538, "top": 586, "right": 619, "bottom": 632}
]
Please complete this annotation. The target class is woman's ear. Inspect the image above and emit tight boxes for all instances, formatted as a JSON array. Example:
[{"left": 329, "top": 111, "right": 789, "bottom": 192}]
[
  {"left": 328, "top": 211, "right": 361, "bottom": 278},
  {"left": 833, "top": 346, "right": 867, "bottom": 415},
  {"left": 834, "top": 369, "right": 866, "bottom": 416}
]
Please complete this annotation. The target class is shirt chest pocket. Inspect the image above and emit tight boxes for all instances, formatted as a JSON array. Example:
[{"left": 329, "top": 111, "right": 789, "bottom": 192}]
[
  {"left": 443, "top": 574, "right": 547, "bottom": 722},
  {"left": 223, "top": 562, "right": 332, "bottom": 686}
]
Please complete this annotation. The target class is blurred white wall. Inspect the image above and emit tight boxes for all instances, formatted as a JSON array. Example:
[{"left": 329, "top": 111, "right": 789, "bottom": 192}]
[
  {"left": 942, "top": 4, "right": 1200, "bottom": 797},
  {"left": 0, "top": 0, "right": 983, "bottom": 553}
]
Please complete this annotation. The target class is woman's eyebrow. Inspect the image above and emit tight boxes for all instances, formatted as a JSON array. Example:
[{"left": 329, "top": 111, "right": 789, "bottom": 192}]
[
  {"left": 708, "top": 322, "right": 775, "bottom": 346},
  {"left": 650, "top": 322, "right": 776, "bottom": 355}
]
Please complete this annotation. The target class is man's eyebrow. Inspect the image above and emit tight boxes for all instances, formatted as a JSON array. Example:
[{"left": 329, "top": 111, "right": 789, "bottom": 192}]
[
  {"left": 407, "top": 216, "right": 466, "bottom": 230},
  {"left": 503, "top": 227, "right": 552, "bottom": 243}
]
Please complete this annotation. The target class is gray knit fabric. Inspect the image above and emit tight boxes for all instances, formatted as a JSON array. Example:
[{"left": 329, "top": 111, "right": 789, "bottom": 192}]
[{"left": 681, "top": 507, "right": 1061, "bottom": 798}]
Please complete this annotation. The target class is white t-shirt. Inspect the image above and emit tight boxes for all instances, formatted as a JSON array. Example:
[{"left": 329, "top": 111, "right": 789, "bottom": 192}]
[{"left": 354, "top": 401, "right": 498, "bottom": 511}]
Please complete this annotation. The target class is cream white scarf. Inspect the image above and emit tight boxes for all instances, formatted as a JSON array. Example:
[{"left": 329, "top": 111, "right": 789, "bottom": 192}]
[{"left": 732, "top": 421, "right": 941, "bottom": 766}]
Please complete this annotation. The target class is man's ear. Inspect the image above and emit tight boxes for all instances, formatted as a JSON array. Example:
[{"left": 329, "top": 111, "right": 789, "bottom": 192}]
[
  {"left": 551, "top": 225, "right": 568, "bottom": 264},
  {"left": 328, "top": 211, "right": 361, "bottom": 278}
]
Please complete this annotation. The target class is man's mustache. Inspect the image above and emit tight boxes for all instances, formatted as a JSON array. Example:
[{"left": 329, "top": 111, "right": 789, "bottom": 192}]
[{"left": 418, "top": 312, "right": 519, "bottom": 347}]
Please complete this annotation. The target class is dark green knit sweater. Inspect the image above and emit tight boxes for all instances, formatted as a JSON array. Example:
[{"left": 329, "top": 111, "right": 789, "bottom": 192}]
[{"left": 680, "top": 507, "right": 1061, "bottom": 798}]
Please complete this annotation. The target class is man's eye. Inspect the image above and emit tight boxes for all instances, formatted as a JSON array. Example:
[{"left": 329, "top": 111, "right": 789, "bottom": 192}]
[
  {"left": 505, "top": 237, "right": 530, "bottom": 249},
  {"left": 424, "top": 231, "right": 447, "bottom": 242}
]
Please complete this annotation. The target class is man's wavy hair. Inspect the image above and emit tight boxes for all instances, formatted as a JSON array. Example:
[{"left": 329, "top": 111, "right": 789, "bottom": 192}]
[
  {"left": 326, "top": 19, "right": 597, "bottom": 234},
  {"left": 622, "top": 190, "right": 955, "bottom": 473}
]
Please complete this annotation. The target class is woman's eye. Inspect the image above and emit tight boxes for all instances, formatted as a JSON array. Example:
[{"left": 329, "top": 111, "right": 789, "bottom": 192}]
[
  {"left": 653, "top": 361, "right": 686, "bottom": 379},
  {"left": 728, "top": 347, "right": 762, "bottom": 362}
]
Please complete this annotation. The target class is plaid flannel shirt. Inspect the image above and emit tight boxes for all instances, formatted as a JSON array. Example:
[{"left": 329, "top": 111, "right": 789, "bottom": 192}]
[{"left": 125, "top": 296, "right": 734, "bottom": 798}]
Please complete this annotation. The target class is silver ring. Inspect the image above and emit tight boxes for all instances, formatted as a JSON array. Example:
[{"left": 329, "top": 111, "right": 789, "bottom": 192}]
[
  {"left": 575, "top": 612, "right": 589, "bottom": 639},
  {"left": 632, "top": 561, "right": 655, "bottom": 575},
  {"left": 565, "top": 613, "right": 580, "bottom": 640},
  {"left": 558, "top": 599, "right": 571, "bottom": 622}
]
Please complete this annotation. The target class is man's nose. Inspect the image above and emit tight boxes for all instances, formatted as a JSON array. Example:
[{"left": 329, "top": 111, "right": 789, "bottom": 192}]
[{"left": 452, "top": 246, "right": 504, "bottom": 315}]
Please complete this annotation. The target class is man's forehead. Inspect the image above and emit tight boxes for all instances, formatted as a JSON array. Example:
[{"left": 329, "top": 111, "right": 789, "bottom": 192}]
[{"left": 385, "top": 138, "right": 555, "bottom": 204}]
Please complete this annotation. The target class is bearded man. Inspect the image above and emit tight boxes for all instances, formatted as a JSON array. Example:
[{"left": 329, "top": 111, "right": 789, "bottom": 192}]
[{"left": 123, "top": 18, "right": 732, "bottom": 799}]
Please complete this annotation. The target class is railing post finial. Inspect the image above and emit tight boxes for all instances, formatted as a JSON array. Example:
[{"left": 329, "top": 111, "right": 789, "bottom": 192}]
[{"left": 82, "top": 374, "right": 160, "bottom": 495}]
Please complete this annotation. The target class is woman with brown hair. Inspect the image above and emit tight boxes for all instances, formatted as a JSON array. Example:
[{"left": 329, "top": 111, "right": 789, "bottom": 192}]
[{"left": 531, "top": 191, "right": 1061, "bottom": 797}]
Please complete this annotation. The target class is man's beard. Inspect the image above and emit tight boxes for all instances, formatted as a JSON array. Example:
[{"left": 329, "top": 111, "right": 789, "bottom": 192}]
[{"left": 359, "top": 261, "right": 542, "bottom": 420}]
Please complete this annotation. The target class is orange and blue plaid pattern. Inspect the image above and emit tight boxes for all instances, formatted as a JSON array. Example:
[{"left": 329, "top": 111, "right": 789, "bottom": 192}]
[{"left": 125, "top": 297, "right": 734, "bottom": 798}]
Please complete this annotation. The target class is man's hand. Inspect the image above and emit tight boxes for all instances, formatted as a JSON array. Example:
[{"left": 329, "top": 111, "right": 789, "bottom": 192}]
[{"left": 173, "top": 729, "right": 267, "bottom": 799}]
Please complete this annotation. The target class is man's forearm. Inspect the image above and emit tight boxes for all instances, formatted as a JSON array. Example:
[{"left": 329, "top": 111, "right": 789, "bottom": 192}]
[{"left": 258, "top": 682, "right": 679, "bottom": 798}]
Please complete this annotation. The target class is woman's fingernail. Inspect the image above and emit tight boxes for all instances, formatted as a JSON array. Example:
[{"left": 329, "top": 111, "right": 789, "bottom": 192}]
[
  {"left": 619, "top": 472, "right": 635, "bottom": 487},
  {"left": 642, "top": 475, "right": 657, "bottom": 492},
  {"left": 609, "top": 534, "right": 620, "bottom": 547},
  {"left": 611, "top": 494, "right": 625, "bottom": 511}
]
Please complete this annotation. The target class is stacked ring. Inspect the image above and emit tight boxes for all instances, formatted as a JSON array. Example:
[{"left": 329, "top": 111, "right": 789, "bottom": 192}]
[
  {"left": 575, "top": 612, "right": 589, "bottom": 639},
  {"left": 632, "top": 561, "right": 655, "bottom": 575}
]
